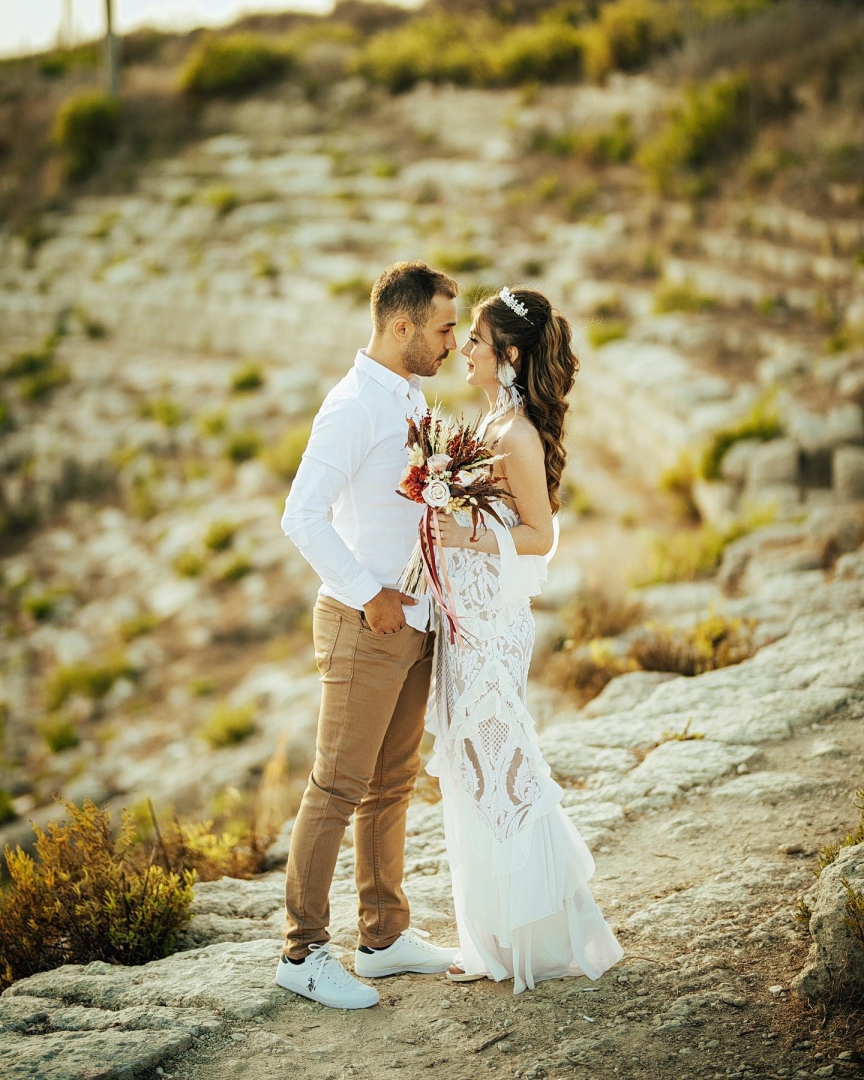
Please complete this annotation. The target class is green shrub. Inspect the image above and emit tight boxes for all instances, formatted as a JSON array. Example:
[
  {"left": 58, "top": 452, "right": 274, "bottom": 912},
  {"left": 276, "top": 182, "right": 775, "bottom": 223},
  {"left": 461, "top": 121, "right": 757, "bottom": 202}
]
[
  {"left": 3, "top": 339, "right": 56, "bottom": 379},
  {"left": 529, "top": 113, "right": 634, "bottom": 164},
  {"left": 433, "top": 250, "right": 491, "bottom": 274},
  {"left": 488, "top": 21, "right": 584, "bottom": 85},
  {"left": 44, "top": 657, "right": 134, "bottom": 712},
  {"left": 119, "top": 611, "right": 160, "bottom": 641},
  {"left": 566, "top": 181, "right": 598, "bottom": 218},
  {"left": 636, "top": 507, "right": 775, "bottom": 586},
  {"left": 38, "top": 717, "right": 80, "bottom": 753},
  {"left": 351, "top": 17, "right": 477, "bottom": 93},
  {"left": 660, "top": 452, "right": 699, "bottom": 521},
  {"left": 266, "top": 421, "right": 313, "bottom": 482},
  {"left": 196, "top": 410, "right": 228, "bottom": 437},
  {"left": 328, "top": 276, "right": 373, "bottom": 305},
  {"left": 156, "top": 815, "right": 266, "bottom": 882},
  {"left": 20, "top": 363, "right": 71, "bottom": 401},
  {"left": 231, "top": 362, "right": 264, "bottom": 393},
  {"left": 0, "top": 397, "right": 9, "bottom": 430},
  {"left": 582, "top": 0, "right": 681, "bottom": 83},
  {"left": 630, "top": 611, "right": 757, "bottom": 676},
  {"left": 200, "top": 703, "right": 257, "bottom": 748},
  {"left": 190, "top": 677, "right": 216, "bottom": 697},
  {"left": 225, "top": 430, "right": 262, "bottom": 463},
  {"left": 220, "top": 555, "right": 252, "bottom": 582},
  {"left": 653, "top": 280, "right": 716, "bottom": 314},
  {"left": 53, "top": 91, "right": 121, "bottom": 180},
  {"left": 127, "top": 475, "right": 158, "bottom": 521},
  {"left": 180, "top": 35, "right": 293, "bottom": 97},
  {"left": 587, "top": 320, "right": 628, "bottom": 347},
  {"left": 204, "top": 520, "right": 237, "bottom": 552},
  {"left": 638, "top": 71, "right": 752, "bottom": 193},
  {"left": 372, "top": 160, "right": 400, "bottom": 179},
  {"left": 0, "top": 789, "right": 16, "bottom": 825},
  {"left": 0, "top": 799, "right": 194, "bottom": 990},
  {"left": 22, "top": 593, "right": 55, "bottom": 621},
  {"left": 139, "top": 397, "right": 183, "bottom": 428},
  {"left": 203, "top": 186, "right": 239, "bottom": 218},
  {"left": 700, "top": 396, "right": 782, "bottom": 480},
  {"left": 173, "top": 551, "right": 205, "bottom": 578}
]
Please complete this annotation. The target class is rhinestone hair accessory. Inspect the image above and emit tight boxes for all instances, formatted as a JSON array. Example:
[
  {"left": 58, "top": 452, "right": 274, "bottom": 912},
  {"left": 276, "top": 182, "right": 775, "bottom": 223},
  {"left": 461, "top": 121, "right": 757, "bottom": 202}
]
[{"left": 499, "top": 286, "right": 531, "bottom": 321}]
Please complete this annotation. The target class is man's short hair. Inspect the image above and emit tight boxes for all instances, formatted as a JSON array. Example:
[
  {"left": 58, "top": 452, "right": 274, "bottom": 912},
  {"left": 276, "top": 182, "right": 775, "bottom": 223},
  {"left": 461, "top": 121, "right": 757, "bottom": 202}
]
[{"left": 370, "top": 261, "right": 458, "bottom": 333}]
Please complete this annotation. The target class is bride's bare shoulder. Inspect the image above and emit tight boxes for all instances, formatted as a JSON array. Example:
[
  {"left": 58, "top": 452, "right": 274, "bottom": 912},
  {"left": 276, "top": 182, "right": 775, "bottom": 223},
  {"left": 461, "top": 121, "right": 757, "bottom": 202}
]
[{"left": 496, "top": 414, "right": 543, "bottom": 456}]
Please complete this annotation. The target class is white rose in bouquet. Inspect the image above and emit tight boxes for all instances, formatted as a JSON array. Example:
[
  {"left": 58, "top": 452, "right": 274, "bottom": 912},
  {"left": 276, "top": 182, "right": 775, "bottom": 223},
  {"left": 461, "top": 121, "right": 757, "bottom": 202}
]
[
  {"left": 426, "top": 453, "right": 452, "bottom": 474},
  {"left": 422, "top": 479, "right": 451, "bottom": 508}
]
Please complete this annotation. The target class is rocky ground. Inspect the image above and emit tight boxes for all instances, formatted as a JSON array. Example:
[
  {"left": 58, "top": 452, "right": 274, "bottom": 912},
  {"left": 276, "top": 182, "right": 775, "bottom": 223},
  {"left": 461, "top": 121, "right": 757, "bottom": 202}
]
[{"left": 1, "top": 56, "right": 864, "bottom": 1080}]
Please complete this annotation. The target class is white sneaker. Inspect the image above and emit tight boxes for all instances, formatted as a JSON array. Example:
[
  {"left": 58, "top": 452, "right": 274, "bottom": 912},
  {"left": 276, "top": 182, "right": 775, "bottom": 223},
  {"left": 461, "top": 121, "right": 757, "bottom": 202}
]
[
  {"left": 276, "top": 944, "right": 379, "bottom": 1009},
  {"left": 353, "top": 928, "right": 459, "bottom": 978}
]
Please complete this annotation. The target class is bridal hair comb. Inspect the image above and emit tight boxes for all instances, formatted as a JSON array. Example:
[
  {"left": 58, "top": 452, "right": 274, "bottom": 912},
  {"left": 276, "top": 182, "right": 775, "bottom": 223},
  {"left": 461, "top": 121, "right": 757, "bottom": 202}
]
[{"left": 499, "top": 286, "right": 531, "bottom": 321}]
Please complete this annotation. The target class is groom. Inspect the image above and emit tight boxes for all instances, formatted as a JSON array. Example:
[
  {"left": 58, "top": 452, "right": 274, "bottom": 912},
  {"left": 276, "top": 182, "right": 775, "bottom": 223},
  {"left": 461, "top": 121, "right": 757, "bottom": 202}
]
[{"left": 276, "top": 261, "right": 460, "bottom": 1009}]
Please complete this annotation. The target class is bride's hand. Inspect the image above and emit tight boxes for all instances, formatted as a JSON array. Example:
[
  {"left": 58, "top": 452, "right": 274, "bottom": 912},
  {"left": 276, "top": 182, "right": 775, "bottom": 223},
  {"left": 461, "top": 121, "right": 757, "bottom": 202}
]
[{"left": 434, "top": 514, "right": 471, "bottom": 548}]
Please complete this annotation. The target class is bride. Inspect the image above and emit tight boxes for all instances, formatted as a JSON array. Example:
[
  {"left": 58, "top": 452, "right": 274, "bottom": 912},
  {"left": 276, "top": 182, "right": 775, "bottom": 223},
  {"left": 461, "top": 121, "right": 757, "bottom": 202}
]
[{"left": 430, "top": 285, "right": 624, "bottom": 993}]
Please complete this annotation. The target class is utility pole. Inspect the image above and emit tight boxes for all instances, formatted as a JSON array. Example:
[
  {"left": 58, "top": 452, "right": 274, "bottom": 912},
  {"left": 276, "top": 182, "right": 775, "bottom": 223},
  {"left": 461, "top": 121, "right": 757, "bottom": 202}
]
[{"left": 104, "top": 0, "right": 119, "bottom": 96}]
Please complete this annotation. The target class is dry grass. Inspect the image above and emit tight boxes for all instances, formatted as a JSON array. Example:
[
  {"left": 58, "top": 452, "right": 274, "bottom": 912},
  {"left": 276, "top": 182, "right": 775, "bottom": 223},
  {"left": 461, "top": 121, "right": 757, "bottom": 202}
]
[{"left": 629, "top": 610, "right": 758, "bottom": 676}]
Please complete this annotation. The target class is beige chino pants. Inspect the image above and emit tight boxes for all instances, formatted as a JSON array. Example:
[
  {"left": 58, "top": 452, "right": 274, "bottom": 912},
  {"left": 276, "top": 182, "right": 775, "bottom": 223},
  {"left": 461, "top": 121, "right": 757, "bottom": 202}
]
[{"left": 282, "top": 596, "right": 435, "bottom": 960}]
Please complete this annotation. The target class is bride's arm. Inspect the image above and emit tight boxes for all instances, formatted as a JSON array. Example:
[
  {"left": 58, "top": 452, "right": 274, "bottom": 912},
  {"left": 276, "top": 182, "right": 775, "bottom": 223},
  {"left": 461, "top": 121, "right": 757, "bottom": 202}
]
[{"left": 437, "top": 420, "right": 555, "bottom": 556}]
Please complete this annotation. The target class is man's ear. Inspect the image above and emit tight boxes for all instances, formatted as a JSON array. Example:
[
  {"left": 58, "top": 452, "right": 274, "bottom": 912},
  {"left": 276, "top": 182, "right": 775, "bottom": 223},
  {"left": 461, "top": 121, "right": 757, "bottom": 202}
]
[{"left": 392, "top": 316, "right": 413, "bottom": 343}]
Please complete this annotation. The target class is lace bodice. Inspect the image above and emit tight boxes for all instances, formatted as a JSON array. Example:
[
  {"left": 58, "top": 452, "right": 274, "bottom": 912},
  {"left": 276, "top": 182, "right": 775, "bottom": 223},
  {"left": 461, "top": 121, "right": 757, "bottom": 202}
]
[{"left": 427, "top": 500, "right": 557, "bottom": 844}]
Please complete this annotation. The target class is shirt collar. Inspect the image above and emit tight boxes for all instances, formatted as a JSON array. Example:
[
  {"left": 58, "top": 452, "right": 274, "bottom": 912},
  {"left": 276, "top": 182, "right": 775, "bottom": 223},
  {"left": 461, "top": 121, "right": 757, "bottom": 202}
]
[{"left": 354, "top": 350, "right": 421, "bottom": 397}]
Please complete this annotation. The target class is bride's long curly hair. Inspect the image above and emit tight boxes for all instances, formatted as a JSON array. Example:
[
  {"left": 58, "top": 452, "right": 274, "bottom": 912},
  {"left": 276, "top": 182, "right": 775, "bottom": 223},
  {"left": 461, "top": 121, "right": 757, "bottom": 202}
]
[{"left": 473, "top": 287, "right": 579, "bottom": 514}]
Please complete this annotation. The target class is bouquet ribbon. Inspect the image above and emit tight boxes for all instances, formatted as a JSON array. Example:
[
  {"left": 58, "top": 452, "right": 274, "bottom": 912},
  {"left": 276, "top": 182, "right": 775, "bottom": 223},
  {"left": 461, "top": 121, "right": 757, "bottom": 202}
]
[{"left": 419, "top": 508, "right": 465, "bottom": 648}]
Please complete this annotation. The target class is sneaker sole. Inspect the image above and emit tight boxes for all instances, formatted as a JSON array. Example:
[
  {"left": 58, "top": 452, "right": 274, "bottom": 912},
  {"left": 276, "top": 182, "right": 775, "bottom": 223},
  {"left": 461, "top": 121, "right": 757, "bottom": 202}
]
[
  {"left": 275, "top": 974, "right": 379, "bottom": 1010},
  {"left": 353, "top": 961, "right": 456, "bottom": 978}
]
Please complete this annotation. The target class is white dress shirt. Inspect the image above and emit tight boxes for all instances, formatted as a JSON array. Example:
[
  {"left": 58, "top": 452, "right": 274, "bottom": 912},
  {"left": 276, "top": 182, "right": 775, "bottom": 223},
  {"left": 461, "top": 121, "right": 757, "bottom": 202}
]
[{"left": 281, "top": 350, "right": 432, "bottom": 632}]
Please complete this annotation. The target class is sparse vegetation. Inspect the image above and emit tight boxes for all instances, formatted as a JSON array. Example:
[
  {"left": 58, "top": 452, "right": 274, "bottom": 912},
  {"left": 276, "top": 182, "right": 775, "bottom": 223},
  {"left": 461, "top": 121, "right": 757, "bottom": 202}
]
[
  {"left": 44, "top": 657, "right": 134, "bottom": 712},
  {"left": 653, "top": 280, "right": 716, "bottom": 314},
  {"left": 197, "top": 410, "right": 228, "bottom": 438},
  {"left": 544, "top": 640, "right": 635, "bottom": 706},
  {"left": 119, "top": 611, "right": 161, "bottom": 641},
  {"left": 587, "top": 319, "right": 628, "bottom": 348},
  {"left": 38, "top": 717, "right": 80, "bottom": 753},
  {"left": 629, "top": 611, "right": 758, "bottom": 676},
  {"left": 173, "top": 550, "right": 205, "bottom": 578},
  {"left": 225, "top": 429, "right": 263, "bottom": 464},
  {"left": 582, "top": 0, "right": 682, "bottom": 84},
  {"left": 22, "top": 592, "right": 56, "bottom": 621},
  {"left": 204, "top": 520, "right": 238, "bottom": 552},
  {"left": 231, "top": 362, "right": 265, "bottom": 393},
  {"left": 700, "top": 396, "right": 783, "bottom": 480},
  {"left": 53, "top": 91, "right": 121, "bottom": 180},
  {"left": 0, "top": 789, "right": 16, "bottom": 825},
  {"left": 818, "top": 789, "right": 864, "bottom": 875},
  {"left": 660, "top": 452, "right": 700, "bottom": 521},
  {"left": 266, "top": 421, "right": 312, "bottom": 482},
  {"left": 433, "top": 250, "right": 492, "bottom": 275},
  {"left": 638, "top": 71, "right": 752, "bottom": 194},
  {"left": 0, "top": 799, "right": 194, "bottom": 991},
  {"left": 560, "top": 587, "right": 644, "bottom": 648},
  {"left": 180, "top": 35, "right": 294, "bottom": 97},
  {"left": 139, "top": 397, "right": 183, "bottom": 428},
  {"left": 200, "top": 703, "right": 257, "bottom": 748},
  {"left": 219, "top": 554, "right": 252, "bottom": 582},
  {"left": 329, "top": 275, "right": 373, "bottom": 304},
  {"left": 203, "top": 185, "right": 239, "bottom": 218},
  {"left": 636, "top": 507, "right": 775, "bottom": 585}
]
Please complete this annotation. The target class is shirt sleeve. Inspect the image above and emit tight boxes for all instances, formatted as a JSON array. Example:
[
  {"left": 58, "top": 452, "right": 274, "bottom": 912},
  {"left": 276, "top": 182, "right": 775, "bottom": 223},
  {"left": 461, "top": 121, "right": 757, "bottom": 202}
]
[{"left": 280, "top": 397, "right": 382, "bottom": 608}]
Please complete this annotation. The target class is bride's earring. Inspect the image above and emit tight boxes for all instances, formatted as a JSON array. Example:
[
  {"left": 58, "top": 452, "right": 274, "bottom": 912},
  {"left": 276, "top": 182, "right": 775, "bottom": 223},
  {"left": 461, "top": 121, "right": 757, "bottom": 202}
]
[{"left": 497, "top": 361, "right": 517, "bottom": 388}]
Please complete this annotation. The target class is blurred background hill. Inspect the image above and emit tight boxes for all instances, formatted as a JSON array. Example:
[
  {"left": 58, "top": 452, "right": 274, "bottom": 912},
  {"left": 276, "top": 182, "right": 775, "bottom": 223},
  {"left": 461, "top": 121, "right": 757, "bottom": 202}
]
[{"left": 1, "top": 0, "right": 863, "bottom": 875}]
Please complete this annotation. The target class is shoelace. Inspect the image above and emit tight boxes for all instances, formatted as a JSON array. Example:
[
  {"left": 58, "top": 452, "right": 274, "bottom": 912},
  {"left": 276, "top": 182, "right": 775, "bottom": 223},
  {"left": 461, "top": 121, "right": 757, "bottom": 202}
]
[
  {"left": 306, "top": 943, "right": 355, "bottom": 986},
  {"left": 400, "top": 928, "right": 439, "bottom": 953}
]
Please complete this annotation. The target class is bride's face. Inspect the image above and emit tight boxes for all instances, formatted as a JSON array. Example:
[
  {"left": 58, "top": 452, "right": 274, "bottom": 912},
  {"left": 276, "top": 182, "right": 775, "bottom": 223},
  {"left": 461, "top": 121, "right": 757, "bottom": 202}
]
[{"left": 461, "top": 320, "right": 498, "bottom": 389}]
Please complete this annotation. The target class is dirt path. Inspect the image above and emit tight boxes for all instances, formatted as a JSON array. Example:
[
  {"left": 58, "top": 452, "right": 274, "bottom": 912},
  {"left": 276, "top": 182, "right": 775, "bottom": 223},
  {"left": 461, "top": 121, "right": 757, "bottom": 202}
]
[{"left": 159, "top": 712, "right": 864, "bottom": 1080}]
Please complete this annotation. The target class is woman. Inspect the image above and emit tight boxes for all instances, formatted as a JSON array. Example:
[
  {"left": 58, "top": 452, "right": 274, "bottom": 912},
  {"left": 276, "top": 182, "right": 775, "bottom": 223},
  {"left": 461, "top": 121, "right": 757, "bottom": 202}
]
[{"left": 430, "top": 285, "right": 624, "bottom": 993}]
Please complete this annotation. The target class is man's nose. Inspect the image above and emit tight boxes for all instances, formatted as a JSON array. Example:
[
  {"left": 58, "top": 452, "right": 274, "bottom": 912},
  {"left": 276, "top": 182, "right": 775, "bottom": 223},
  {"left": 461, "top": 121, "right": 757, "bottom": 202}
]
[{"left": 447, "top": 331, "right": 458, "bottom": 351}]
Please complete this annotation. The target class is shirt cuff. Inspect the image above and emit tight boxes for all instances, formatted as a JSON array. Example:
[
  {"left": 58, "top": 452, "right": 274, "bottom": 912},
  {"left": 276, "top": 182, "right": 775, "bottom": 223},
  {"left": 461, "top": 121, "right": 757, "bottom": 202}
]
[{"left": 341, "top": 571, "right": 383, "bottom": 609}]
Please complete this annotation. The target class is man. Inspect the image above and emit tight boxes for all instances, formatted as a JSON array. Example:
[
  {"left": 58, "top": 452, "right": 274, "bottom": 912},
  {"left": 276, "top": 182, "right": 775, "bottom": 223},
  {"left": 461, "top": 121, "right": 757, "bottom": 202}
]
[{"left": 277, "top": 261, "right": 460, "bottom": 1009}]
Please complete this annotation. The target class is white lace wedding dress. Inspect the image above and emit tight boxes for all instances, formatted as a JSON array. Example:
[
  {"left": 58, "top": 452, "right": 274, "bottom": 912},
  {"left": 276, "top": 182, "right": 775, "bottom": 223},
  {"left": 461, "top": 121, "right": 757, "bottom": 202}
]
[{"left": 426, "top": 499, "right": 624, "bottom": 993}]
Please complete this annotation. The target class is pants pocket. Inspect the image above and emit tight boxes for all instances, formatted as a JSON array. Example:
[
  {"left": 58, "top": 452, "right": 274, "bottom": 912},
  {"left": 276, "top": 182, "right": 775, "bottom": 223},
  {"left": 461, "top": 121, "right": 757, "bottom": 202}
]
[{"left": 313, "top": 609, "right": 342, "bottom": 675}]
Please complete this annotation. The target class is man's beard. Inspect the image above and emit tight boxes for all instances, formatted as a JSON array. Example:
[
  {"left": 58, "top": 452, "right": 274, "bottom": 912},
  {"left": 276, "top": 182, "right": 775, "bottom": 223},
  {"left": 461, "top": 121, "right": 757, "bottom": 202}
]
[{"left": 402, "top": 334, "right": 447, "bottom": 378}]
